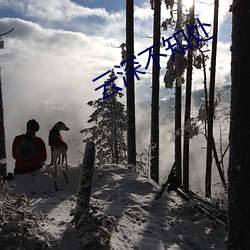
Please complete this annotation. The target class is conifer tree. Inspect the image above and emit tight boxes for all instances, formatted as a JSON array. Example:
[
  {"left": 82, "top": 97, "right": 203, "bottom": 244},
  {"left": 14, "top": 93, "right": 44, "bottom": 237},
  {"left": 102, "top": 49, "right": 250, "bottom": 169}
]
[
  {"left": 228, "top": 0, "right": 250, "bottom": 248},
  {"left": 0, "top": 28, "right": 14, "bottom": 177},
  {"left": 150, "top": 0, "right": 161, "bottom": 184},
  {"left": 80, "top": 70, "right": 127, "bottom": 166},
  {"left": 0, "top": 69, "right": 6, "bottom": 177},
  {"left": 126, "top": 0, "right": 136, "bottom": 166}
]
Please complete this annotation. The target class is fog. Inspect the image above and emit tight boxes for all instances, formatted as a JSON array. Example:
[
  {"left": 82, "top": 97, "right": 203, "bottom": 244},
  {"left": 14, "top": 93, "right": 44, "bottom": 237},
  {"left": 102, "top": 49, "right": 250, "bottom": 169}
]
[
  {"left": 136, "top": 86, "right": 230, "bottom": 193},
  {"left": 0, "top": 1, "right": 231, "bottom": 194}
]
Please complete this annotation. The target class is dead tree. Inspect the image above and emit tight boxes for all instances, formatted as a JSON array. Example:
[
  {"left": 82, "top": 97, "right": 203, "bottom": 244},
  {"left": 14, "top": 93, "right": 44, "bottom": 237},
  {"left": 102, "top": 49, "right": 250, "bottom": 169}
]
[
  {"left": 205, "top": 0, "right": 219, "bottom": 197},
  {"left": 74, "top": 142, "right": 96, "bottom": 225},
  {"left": 74, "top": 142, "right": 115, "bottom": 248}
]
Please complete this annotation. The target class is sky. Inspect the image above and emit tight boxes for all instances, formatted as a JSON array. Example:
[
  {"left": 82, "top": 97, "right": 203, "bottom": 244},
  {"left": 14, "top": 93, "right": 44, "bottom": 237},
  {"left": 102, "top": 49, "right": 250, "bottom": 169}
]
[{"left": 0, "top": 0, "right": 232, "bottom": 188}]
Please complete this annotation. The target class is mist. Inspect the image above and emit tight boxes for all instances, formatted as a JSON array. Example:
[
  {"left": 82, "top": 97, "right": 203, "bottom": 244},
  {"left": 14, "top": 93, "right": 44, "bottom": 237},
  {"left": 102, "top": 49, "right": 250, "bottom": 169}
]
[{"left": 0, "top": 1, "right": 231, "bottom": 195}]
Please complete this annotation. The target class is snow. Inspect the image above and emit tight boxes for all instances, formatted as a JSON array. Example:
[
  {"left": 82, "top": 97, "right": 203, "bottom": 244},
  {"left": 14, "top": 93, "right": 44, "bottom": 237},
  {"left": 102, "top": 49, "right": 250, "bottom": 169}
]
[{"left": 2, "top": 164, "right": 227, "bottom": 250}]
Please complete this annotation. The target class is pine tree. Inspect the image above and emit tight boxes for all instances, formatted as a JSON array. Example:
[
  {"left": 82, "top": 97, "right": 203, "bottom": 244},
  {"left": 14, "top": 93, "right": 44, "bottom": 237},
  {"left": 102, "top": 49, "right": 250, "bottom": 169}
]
[
  {"left": 183, "top": 0, "right": 195, "bottom": 190},
  {"left": 163, "top": 0, "right": 185, "bottom": 183},
  {"left": 150, "top": 0, "right": 161, "bottom": 184},
  {"left": 0, "top": 29, "right": 14, "bottom": 177},
  {"left": 126, "top": 0, "right": 136, "bottom": 166},
  {"left": 0, "top": 69, "right": 7, "bottom": 177},
  {"left": 81, "top": 70, "right": 127, "bottom": 166},
  {"left": 174, "top": 0, "right": 183, "bottom": 184},
  {"left": 228, "top": 0, "right": 250, "bottom": 248}
]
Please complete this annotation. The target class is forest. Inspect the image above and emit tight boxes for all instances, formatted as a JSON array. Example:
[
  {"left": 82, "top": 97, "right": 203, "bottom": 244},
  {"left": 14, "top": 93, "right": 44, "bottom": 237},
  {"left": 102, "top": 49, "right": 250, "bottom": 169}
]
[{"left": 0, "top": 0, "right": 250, "bottom": 249}]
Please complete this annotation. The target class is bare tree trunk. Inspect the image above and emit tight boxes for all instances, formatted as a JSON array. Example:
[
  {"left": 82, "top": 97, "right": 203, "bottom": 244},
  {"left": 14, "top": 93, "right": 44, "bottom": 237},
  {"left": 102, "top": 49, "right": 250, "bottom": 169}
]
[
  {"left": 205, "top": 0, "right": 219, "bottom": 197},
  {"left": 183, "top": 0, "right": 195, "bottom": 190},
  {"left": 74, "top": 142, "right": 95, "bottom": 227},
  {"left": 228, "top": 0, "right": 250, "bottom": 248},
  {"left": 175, "top": 0, "right": 183, "bottom": 183},
  {"left": 211, "top": 137, "right": 227, "bottom": 191},
  {"left": 0, "top": 69, "right": 7, "bottom": 177},
  {"left": 200, "top": 50, "right": 227, "bottom": 191},
  {"left": 198, "top": 48, "right": 209, "bottom": 135},
  {"left": 112, "top": 103, "right": 119, "bottom": 164},
  {"left": 74, "top": 142, "right": 116, "bottom": 248},
  {"left": 150, "top": 0, "right": 161, "bottom": 184},
  {"left": 126, "top": 0, "right": 136, "bottom": 166},
  {"left": 175, "top": 82, "right": 182, "bottom": 182}
]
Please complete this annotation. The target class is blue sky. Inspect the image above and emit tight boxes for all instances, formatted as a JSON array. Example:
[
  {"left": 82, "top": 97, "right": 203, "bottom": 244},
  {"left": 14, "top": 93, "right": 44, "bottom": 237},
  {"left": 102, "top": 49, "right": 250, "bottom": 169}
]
[
  {"left": 0, "top": 0, "right": 232, "bottom": 172},
  {"left": 74, "top": 0, "right": 126, "bottom": 12}
]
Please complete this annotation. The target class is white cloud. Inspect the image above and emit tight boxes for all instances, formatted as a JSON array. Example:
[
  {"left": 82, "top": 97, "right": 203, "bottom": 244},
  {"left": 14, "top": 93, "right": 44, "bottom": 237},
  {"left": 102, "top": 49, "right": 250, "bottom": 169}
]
[
  {"left": 195, "top": 0, "right": 231, "bottom": 27},
  {"left": 0, "top": 1, "right": 232, "bottom": 176},
  {"left": 134, "top": 5, "right": 153, "bottom": 21},
  {"left": 1, "top": 17, "right": 127, "bottom": 104},
  {"left": 0, "top": 0, "right": 109, "bottom": 21},
  {"left": 0, "top": 17, "right": 124, "bottom": 169}
]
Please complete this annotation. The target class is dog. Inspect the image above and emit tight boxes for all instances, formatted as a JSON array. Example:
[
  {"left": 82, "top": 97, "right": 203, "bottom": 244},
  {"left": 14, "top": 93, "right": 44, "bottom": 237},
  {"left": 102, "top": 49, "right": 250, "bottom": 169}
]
[{"left": 48, "top": 121, "right": 69, "bottom": 176}]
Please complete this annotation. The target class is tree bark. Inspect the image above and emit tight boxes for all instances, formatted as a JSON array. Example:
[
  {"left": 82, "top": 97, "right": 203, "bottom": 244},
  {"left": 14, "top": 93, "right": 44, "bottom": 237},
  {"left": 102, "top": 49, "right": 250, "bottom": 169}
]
[
  {"left": 150, "top": 0, "right": 161, "bottom": 184},
  {"left": 205, "top": 0, "right": 219, "bottom": 197},
  {"left": 228, "top": 0, "right": 250, "bottom": 248},
  {"left": 183, "top": 0, "right": 195, "bottom": 190},
  {"left": 175, "top": 82, "right": 182, "bottom": 183},
  {"left": 0, "top": 69, "right": 7, "bottom": 177},
  {"left": 74, "top": 142, "right": 95, "bottom": 227},
  {"left": 126, "top": 0, "right": 136, "bottom": 166},
  {"left": 175, "top": 0, "right": 183, "bottom": 183}
]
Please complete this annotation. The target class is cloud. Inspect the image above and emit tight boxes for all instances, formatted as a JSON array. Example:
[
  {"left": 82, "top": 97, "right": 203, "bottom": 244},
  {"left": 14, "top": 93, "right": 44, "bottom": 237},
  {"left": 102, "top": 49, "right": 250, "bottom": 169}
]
[
  {"left": 0, "top": 0, "right": 232, "bottom": 188},
  {"left": 134, "top": 4, "right": 153, "bottom": 21},
  {"left": 0, "top": 17, "right": 124, "bottom": 170},
  {"left": 0, "top": 0, "right": 110, "bottom": 21}
]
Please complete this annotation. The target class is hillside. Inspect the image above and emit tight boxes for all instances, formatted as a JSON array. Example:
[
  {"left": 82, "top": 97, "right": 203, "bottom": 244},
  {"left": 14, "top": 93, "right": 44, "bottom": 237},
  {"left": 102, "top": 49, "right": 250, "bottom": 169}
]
[{"left": 0, "top": 164, "right": 227, "bottom": 250}]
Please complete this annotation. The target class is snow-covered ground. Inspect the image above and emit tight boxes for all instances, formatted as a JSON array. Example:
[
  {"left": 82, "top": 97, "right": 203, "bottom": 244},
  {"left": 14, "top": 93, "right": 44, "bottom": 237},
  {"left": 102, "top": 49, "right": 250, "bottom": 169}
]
[{"left": 1, "top": 164, "right": 227, "bottom": 250}]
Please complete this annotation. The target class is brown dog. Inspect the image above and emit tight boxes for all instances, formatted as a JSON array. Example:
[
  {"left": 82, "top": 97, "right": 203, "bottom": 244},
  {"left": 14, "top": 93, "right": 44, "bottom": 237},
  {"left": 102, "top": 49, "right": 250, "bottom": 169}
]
[{"left": 48, "top": 121, "right": 69, "bottom": 176}]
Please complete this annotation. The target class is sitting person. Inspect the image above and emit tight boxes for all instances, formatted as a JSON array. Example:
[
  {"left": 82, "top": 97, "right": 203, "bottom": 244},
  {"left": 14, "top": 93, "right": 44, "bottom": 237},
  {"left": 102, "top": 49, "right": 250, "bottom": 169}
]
[{"left": 12, "top": 119, "right": 47, "bottom": 174}]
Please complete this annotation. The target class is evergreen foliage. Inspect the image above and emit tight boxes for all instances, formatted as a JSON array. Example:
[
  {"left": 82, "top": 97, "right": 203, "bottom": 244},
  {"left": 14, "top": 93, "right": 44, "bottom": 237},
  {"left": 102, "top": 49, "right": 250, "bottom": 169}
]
[{"left": 80, "top": 70, "right": 127, "bottom": 166}]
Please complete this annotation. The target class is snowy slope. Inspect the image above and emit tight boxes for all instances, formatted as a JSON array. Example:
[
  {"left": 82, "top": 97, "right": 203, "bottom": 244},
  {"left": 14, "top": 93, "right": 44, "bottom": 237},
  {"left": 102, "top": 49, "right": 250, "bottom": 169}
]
[{"left": 1, "top": 164, "right": 227, "bottom": 250}]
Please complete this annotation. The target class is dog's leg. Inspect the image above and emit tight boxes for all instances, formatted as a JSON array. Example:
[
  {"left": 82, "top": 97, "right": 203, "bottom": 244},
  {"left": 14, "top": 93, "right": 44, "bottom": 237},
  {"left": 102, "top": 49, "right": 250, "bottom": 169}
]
[
  {"left": 50, "top": 147, "right": 54, "bottom": 165},
  {"left": 64, "top": 152, "right": 68, "bottom": 171},
  {"left": 57, "top": 154, "right": 61, "bottom": 164},
  {"left": 61, "top": 152, "right": 65, "bottom": 166},
  {"left": 52, "top": 149, "right": 60, "bottom": 177}
]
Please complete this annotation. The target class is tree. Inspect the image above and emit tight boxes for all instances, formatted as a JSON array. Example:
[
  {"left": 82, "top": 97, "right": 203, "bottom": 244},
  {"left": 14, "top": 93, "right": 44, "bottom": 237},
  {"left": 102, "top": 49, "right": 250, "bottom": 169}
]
[
  {"left": 150, "top": 0, "right": 161, "bottom": 184},
  {"left": 0, "top": 69, "right": 6, "bottom": 177},
  {"left": 75, "top": 142, "right": 96, "bottom": 226},
  {"left": 228, "top": 0, "right": 250, "bottom": 248},
  {"left": 0, "top": 28, "right": 14, "bottom": 177},
  {"left": 80, "top": 70, "right": 127, "bottom": 166},
  {"left": 205, "top": 0, "right": 219, "bottom": 197},
  {"left": 163, "top": 0, "right": 186, "bottom": 183},
  {"left": 74, "top": 142, "right": 116, "bottom": 248},
  {"left": 126, "top": 0, "right": 136, "bottom": 166},
  {"left": 183, "top": 0, "right": 195, "bottom": 190},
  {"left": 175, "top": 0, "right": 183, "bottom": 183}
]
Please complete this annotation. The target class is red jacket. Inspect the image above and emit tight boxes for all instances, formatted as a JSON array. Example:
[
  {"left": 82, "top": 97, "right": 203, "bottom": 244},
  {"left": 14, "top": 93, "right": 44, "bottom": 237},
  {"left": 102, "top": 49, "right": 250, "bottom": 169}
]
[
  {"left": 48, "top": 128, "right": 68, "bottom": 149},
  {"left": 12, "top": 131, "right": 47, "bottom": 171}
]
